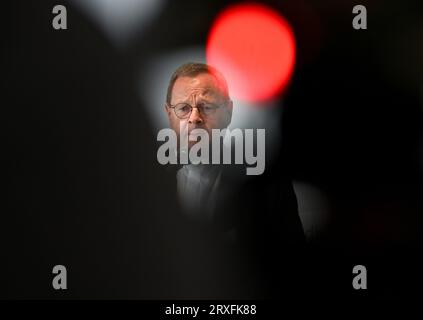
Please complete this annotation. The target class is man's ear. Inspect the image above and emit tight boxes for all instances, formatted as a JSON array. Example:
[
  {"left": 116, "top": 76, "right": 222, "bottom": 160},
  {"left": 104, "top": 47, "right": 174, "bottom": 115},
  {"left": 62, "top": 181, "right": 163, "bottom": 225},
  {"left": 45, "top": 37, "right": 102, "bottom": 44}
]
[{"left": 165, "top": 104, "right": 172, "bottom": 118}]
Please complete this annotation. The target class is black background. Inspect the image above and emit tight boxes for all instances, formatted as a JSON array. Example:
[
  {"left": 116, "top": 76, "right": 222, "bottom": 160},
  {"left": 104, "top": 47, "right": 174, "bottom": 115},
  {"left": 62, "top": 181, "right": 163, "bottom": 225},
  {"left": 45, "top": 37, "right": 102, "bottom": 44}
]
[{"left": 2, "top": 0, "right": 422, "bottom": 299}]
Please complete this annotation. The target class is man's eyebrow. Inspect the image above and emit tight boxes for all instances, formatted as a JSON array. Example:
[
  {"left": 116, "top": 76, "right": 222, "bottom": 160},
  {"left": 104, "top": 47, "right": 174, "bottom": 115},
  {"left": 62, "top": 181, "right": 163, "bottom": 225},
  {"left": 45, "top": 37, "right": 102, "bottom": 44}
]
[
  {"left": 173, "top": 87, "right": 220, "bottom": 104},
  {"left": 178, "top": 98, "right": 214, "bottom": 105}
]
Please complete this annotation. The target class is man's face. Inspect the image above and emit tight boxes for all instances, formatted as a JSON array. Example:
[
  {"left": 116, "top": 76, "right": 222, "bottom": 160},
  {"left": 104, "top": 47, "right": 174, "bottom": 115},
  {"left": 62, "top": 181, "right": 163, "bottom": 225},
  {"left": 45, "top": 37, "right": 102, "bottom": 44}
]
[{"left": 166, "top": 73, "right": 233, "bottom": 148}]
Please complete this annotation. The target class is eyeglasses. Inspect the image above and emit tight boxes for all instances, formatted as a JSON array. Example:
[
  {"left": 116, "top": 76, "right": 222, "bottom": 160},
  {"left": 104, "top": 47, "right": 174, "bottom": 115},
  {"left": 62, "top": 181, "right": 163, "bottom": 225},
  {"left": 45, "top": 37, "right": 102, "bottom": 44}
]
[{"left": 167, "top": 102, "right": 222, "bottom": 119}]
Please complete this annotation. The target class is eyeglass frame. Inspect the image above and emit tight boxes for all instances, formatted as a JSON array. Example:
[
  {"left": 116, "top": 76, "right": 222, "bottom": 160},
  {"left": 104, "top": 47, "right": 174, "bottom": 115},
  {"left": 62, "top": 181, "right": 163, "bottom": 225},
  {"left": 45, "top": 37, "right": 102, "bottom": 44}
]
[{"left": 166, "top": 100, "right": 229, "bottom": 119}]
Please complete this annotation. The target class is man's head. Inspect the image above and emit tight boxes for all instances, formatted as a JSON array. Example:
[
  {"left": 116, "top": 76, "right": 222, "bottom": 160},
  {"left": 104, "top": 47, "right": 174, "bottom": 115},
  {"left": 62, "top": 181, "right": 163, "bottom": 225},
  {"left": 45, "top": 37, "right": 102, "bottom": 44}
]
[{"left": 165, "top": 63, "right": 233, "bottom": 148}]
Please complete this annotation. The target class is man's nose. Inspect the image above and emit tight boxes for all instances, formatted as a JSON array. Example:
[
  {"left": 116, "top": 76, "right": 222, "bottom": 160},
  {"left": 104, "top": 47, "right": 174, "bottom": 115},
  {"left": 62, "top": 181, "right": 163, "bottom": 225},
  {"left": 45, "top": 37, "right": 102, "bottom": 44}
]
[{"left": 188, "top": 107, "right": 203, "bottom": 124}]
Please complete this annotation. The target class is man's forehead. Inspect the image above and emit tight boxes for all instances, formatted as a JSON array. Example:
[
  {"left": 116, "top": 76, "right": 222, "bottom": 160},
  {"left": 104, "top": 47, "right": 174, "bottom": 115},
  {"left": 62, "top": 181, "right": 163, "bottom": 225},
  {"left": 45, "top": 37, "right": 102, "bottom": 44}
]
[{"left": 172, "top": 74, "right": 224, "bottom": 100}]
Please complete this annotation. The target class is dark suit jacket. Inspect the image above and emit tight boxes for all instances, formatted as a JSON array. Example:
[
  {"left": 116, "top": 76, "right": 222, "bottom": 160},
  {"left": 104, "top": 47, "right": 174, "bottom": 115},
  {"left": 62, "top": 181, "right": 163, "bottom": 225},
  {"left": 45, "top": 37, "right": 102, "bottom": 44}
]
[{"left": 166, "top": 159, "right": 305, "bottom": 298}]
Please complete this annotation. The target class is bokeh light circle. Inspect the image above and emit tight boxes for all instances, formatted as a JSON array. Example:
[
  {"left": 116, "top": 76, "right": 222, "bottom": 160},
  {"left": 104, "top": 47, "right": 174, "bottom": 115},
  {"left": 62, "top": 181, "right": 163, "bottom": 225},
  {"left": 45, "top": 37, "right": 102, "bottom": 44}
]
[{"left": 207, "top": 3, "right": 296, "bottom": 102}]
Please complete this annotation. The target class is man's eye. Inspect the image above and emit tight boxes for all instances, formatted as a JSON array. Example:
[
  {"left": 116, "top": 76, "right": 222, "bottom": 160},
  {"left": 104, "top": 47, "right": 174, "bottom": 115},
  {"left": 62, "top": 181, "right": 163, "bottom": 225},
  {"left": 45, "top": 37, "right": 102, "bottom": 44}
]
[
  {"left": 178, "top": 105, "right": 191, "bottom": 112},
  {"left": 203, "top": 105, "right": 215, "bottom": 111}
]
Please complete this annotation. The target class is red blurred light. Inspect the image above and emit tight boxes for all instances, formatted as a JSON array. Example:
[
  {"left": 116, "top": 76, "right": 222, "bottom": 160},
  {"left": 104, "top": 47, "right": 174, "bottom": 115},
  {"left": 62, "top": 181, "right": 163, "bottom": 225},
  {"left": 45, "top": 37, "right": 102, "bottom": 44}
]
[{"left": 207, "top": 3, "right": 296, "bottom": 102}]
